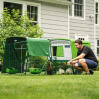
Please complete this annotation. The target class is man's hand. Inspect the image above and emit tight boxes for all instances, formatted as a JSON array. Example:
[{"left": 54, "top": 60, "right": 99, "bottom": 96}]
[
  {"left": 67, "top": 59, "right": 78, "bottom": 66},
  {"left": 72, "top": 60, "right": 78, "bottom": 64},
  {"left": 67, "top": 60, "right": 72, "bottom": 66}
]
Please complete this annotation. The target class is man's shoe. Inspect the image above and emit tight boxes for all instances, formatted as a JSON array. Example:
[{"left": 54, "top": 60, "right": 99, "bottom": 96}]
[
  {"left": 86, "top": 72, "right": 90, "bottom": 75},
  {"left": 89, "top": 69, "right": 94, "bottom": 75}
]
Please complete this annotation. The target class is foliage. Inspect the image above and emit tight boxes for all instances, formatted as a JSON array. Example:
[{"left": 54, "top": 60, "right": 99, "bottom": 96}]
[
  {"left": 28, "top": 56, "right": 48, "bottom": 69},
  {"left": 0, "top": 8, "right": 43, "bottom": 59},
  {"left": 27, "top": 58, "right": 69, "bottom": 73},
  {"left": 51, "top": 61, "right": 68, "bottom": 72},
  {"left": 96, "top": 59, "right": 99, "bottom": 70}
]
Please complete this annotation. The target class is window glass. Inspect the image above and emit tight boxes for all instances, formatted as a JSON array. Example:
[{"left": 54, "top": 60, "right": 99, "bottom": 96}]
[
  {"left": 74, "top": 0, "right": 84, "bottom": 17},
  {"left": 96, "top": 3, "right": 98, "bottom": 13},
  {"left": 97, "top": 40, "right": 99, "bottom": 46},
  {"left": 97, "top": 48, "right": 99, "bottom": 55},
  {"left": 95, "top": 3, "right": 99, "bottom": 24},
  {"left": 4, "top": 2, "right": 22, "bottom": 15},
  {"left": 97, "top": 40, "right": 99, "bottom": 55},
  {"left": 27, "top": 5, "right": 38, "bottom": 25}
]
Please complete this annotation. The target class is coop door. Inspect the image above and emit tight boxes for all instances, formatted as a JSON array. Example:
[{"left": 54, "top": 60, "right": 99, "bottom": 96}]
[
  {"left": 51, "top": 40, "right": 72, "bottom": 60},
  {"left": 64, "top": 44, "right": 72, "bottom": 60}
]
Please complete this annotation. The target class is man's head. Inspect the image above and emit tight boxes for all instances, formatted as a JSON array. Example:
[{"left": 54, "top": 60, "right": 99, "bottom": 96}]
[{"left": 74, "top": 39, "right": 83, "bottom": 50}]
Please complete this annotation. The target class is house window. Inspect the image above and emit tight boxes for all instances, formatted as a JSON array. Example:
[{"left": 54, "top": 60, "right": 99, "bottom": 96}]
[
  {"left": 95, "top": 2, "right": 99, "bottom": 24},
  {"left": 4, "top": 2, "right": 22, "bottom": 15},
  {"left": 69, "top": 0, "right": 84, "bottom": 17},
  {"left": 4, "top": 2, "right": 40, "bottom": 25},
  {"left": 74, "top": 0, "right": 84, "bottom": 17},
  {"left": 75, "top": 35, "right": 88, "bottom": 41},
  {"left": 78, "top": 38, "right": 85, "bottom": 40},
  {"left": 27, "top": 5, "right": 38, "bottom": 25},
  {"left": 97, "top": 40, "right": 99, "bottom": 55}
]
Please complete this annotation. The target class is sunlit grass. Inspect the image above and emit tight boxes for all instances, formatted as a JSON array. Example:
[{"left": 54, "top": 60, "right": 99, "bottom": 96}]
[{"left": 0, "top": 71, "right": 99, "bottom": 99}]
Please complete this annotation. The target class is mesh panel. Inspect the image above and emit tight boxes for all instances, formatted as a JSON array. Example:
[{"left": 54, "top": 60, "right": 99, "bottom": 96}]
[{"left": 2, "top": 37, "right": 27, "bottom": 73}]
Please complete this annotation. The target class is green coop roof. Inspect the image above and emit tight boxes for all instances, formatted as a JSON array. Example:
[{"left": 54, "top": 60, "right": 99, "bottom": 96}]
[{"left": 27, "top": 38, "right": 50, "bottom": 56}]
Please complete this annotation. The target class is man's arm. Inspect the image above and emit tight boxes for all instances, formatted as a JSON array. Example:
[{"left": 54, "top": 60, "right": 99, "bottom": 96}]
[
  {"left": 67, "top": 53, "right": 86, "bottom": 66},
  {"left": 71, "top": 53, "right": 86, "bottom": 61}
]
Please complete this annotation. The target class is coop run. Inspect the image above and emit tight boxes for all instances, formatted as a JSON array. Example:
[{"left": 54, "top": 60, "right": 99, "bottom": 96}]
[
  {"left": 2, "top": 37, "right": 50, "bottom": 74},
  {"left": 2, "top": 37, "right": 90, "bottom": 74}
]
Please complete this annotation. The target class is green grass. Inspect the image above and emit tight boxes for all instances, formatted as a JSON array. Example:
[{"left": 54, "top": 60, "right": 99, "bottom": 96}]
[{"left": 0, "top": 72, "right": 99, "bottom": 99}]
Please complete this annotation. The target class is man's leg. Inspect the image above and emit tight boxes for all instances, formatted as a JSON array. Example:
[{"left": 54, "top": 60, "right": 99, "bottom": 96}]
[
  {"left": 78, "top": 59, "right": 90, "bottom": 74},
  {"left": 73, "top": 63, "right": 83, "bottom": 71}
]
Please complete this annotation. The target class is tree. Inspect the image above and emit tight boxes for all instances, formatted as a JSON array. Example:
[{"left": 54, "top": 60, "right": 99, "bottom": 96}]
[{"left": 0, "top": 8, "right": 43, "bottom": 59}]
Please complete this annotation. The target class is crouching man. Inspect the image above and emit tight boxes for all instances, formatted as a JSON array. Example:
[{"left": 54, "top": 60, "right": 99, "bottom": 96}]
[{"left": 67, "top": 39, "right": 98, "bottom": 75}]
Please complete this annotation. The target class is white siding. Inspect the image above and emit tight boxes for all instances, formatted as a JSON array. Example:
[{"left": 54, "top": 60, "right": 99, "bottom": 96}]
[
  {"left": 96, "top": 25, "right": 99, "bottom": 38},
  {"left": 0, "top": 0, "right": 69, "bottom": 39},
  {"left": 0, "top": 0, "right": 97, "bottom": 54},
  {"left": 69, "top": 0, "right": 95, "bottom": 51},
  {"left": 41, "top": 3, "right": 69, "bottom": 38},
  {"left": 0, "top": 0, "right": 3, "bottom": 18}
]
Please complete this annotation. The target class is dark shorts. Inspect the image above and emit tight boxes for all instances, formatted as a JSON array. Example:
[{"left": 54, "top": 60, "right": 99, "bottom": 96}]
[{"left": 77, "top": 59, "right": 98, "bottom": 69}]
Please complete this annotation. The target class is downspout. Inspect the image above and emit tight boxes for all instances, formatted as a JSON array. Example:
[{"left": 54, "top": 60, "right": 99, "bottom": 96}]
[
  {"left": 68, "top": 5, "right": 70, "bottom": 39},
  {"left": 94, "top": 0, "right": 97, "bottom": 56}
]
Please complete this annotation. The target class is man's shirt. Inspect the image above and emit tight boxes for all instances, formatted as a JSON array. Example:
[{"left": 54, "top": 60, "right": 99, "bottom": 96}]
[{"left": 77, "top": 46, "right": 98, "bottom": 63}]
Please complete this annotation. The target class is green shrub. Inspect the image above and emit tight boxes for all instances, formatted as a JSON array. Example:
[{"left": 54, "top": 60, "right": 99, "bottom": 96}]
[
  {"left": 51, "top": 61, "right": 68, "bottom": 72},
  {"left": 6, "top": 67, "right": 18, "bottom": 74},
  {"left": 28, "top": 56, "right": 48, "bottom": 69},
  {"left": 0, "top": 8, "right": 43, "bottom": 59},
  {"left": 29, "top": 68, "right": 41, "bottom": 74}
]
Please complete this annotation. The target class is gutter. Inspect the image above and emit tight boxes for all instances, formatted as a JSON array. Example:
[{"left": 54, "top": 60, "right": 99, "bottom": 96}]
[{"left": 23, "top": 0, "right": 73, "bottom": 6}]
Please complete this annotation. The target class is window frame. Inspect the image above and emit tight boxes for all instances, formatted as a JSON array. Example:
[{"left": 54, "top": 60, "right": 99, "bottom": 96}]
[
  {"left": 97, "top": 40, "right": 99, "bottom": 56},
  {"left": 3, "top": 0, "right": 41, "bottom": 26},
  {"left": 27, "top": 5, "right": 38, "bottom": 25},
  {"left": 95, "top": 2, "right": 99, "bottom": 25},
  {"left": 75, "top": 34, "right": 89, "bottom": 41},
  {"left": 25, "top": 2, "right": 41, "bottom": 26},
  {"left": 69, "top": 0, "right": 85, "bottom": 20},
  {"left": 74, "top": 0, "right": 84, "bottom": 17},
  {"left": 4, "top": 2, "right": 23, "bottom": 15}
]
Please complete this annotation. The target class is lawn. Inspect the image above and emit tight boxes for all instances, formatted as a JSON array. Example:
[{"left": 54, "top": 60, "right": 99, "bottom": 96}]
[{"left": 0, "top": 72, "right": 99, "bottom": 99}]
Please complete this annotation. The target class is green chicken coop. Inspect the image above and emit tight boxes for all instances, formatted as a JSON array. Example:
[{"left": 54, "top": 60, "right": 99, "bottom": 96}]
[{"left": 2, "top": 37, "right": 90, "bottom": 74}]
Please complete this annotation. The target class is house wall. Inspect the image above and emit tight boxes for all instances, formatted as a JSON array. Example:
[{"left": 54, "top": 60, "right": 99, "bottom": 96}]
[
  {"left": 69, "top": 0, "right": 95, "bottom": 51},
  {"left": 96, "top": 25, "right": 99, "bottom": 38},
  {"left": 40, "top": 2, "right": 69, "bottom": 39},
  {"left": 0, "top": 0, "right": 69, "bottom": 39},
  {"left": 0, "top": 0, "right": 4, "bottom": 17},
  {"left": 96, "top": 25, "right": 99, "bottom": 56},
  {"left": 96, "top": 0, "right": 99, "bottom": 44},
  {"left": 0, "top": 0, "right": 97, "bottom": 54}
]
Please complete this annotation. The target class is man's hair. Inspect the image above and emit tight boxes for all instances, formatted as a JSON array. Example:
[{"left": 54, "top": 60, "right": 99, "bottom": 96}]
[{"left": 74, "top": 39, "right": 82, "bottom": 45}]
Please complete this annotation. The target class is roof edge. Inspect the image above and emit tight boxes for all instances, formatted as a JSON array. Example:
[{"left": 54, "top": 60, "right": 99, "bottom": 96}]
[
  {"left": 24, "top": 0, "right": 73, "bottom": 6},
  {"left": 39, "top": 0, "right": 73, "bottom": 5}
]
